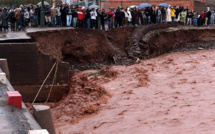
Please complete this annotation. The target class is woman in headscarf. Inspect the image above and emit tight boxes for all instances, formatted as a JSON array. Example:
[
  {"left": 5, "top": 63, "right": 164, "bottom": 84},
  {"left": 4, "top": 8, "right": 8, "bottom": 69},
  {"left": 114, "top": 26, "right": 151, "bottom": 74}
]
[
  {"left": 166, "top": 7, "right": 172, "bottom": 23},
  {"left": 161, "top": 7, "right": 166, "bottom": 23},
  {"left": 180, "top": 10, "right": 187, "bottom": 25}
]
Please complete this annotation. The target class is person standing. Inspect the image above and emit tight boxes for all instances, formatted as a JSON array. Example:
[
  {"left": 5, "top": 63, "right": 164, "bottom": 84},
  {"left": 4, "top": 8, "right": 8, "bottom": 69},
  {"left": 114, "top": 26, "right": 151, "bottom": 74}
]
[
  {"left": 170, "top": 7, "right": 175, "bottom": 23},
  {"left": 90, "top": 8, "right": 97, "bottom": 29},
  {"left": 151, "top": 6, "right": 156, "bottom": 24},
  {"left": 166, "top": 7, "right": 171, "bottom": 23},
  {"left": 114, "top": 7, "right": 121, "bottom": 28},
  {"left": 85, "top": 8, "right": 91, "bottom": 29},
  {"left": 210, "top": 11, "right": 215, "bottom": 25},
  {"left": 45, "top": 5, "right": 51, "bottom": 27},
  {"left": 124, "top": 8, "right": 129, "bottom": 26},
  {"left": 200, "top": 11, "right": 205, "bottom": 26},
  {"left": 204, "top": 11, "right": 208, "bottom": 26},
  {"left": 180, "top": 10, "right": 187, "bottom": 25},
  {"left": 207, "top": 10, "right": 211, "bottom": 25},
  {"left": 2, "top": 8, "right": 9, "bottom": 32},
  {"left": 72, "top": 8, "right": 77, "bottom": 28},
  {"left": 156, "top": 7, "right": 161, "bottom": 24},
  {"left": 101, "top": 9, "right": 107, "bottom": 30},
  {"left": 106, "top": 8, "right": 114, "bottom": 30},
  {"left": 187, "top": 10, "right": 193, "bottom": 25},
  {"left": 15, "top": 9, "right": 23, "bottom": 31},
  {"left": 0, "top": 8, "right": 2, "bottom": 31},
  {"left": 35, "top": 5, "right": 40, "bottom": 26},
  {"left": 29, "top": 7, "right": 35, "bottom": 27},
  {"left": 161, "top": 7, "right": 166, "bottom": 23},
  {"left": 96, "top": 9, "right": 101, "bottom": 29},
  {"left": 192, "top": 11, "right": 198, "bottom": 26},
  {"left": 77, "top": 7, "right": 85, "bottom": 28},
  {"left": 61, "top": 4, "right": 67, "bottom": 26},
  {"left": 9, "top": 9, "right": 16, "bottom": 31},
  {"left": 66, "top": 6, "right": 73, "bottom": 27},
  {"left": 185, "top": 6, "right": 189, "bottom": 24},
  {"left": 131, "top": 8, "right": 138, "bottom": 26},
  {"left": 24, "top": 9, "right": 30, "bottom": 28},
  {"left": 50, "top": 6, "right": 57, "bottom": 27},
  {"left": 119, "top": 8, "right": 125, "bottom": 27},
  {"left": 56, "top": 4, "right": 61, "bottom": 26}
]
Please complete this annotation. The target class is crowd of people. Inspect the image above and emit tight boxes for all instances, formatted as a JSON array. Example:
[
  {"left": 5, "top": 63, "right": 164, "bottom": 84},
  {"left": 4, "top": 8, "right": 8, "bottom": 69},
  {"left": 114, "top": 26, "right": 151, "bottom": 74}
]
[{"left": 0, "top": 4, "right": 215, "bottom": 32}]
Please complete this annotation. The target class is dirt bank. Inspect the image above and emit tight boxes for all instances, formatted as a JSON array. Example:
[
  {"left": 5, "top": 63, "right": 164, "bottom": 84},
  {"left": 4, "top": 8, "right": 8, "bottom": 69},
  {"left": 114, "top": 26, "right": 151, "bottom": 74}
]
[
  {"left": 29, "top": 27, "right": 135, "bottom": 70},
  {"left": 54, "top": 49, "right": 215, "bottom": 134},
  {"left": 29, "top": 25, "right": 215, "bottom": 70},
  {"left": 51, "top": 67, "right": 118, "bottom": 126}
]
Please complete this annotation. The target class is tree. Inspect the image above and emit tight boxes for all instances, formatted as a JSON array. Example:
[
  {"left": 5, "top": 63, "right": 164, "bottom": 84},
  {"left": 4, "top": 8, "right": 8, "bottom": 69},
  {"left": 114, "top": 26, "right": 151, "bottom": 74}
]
[{"left": 0, "top": 0, "right": 53, "bottom": 8}]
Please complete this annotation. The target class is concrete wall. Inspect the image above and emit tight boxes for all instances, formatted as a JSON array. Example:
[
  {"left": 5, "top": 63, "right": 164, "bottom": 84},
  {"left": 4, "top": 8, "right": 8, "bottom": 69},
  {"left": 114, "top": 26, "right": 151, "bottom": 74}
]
[{"left": 0, "top": 43, "right": 70, "bottom": 86}]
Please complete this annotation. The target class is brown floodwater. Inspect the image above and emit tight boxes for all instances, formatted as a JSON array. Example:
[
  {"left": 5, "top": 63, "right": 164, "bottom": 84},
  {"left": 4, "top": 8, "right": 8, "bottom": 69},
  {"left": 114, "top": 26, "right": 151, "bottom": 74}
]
[{"left": 54, "top": 49, "right": 215, "bottom": 134}]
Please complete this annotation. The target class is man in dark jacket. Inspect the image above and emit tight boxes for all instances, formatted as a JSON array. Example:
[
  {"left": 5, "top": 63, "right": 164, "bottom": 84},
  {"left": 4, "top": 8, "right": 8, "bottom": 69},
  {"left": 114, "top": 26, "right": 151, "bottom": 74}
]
[
  {"left": 207, "top": 10, "right": 211, "bottom": 25},
  {"left": 114, "top": 8, "right": 120, "bottom": 28},
  {"left": 72, "top": 8, "right": 78, "bottom": 28},
  {"left": 9, "top": 9, "right": 16, "bottom": 31},
  {"left": 131, "top": 8, "right": 138, "bottom": 26},
  {"left": 60, "top": 4, "right": 68, "bottom": 26},
  {"left": 85, "top": 9, "right": 91, "bottom": 29},
  {"left": 187, "top": 10, "right": 193, "bottom": 25},
  {"left": 119, "top": 8, "right": 125, "bottom": 27},
  {"left": 100, "top": 9, "right": 107, "bottom": 30}
]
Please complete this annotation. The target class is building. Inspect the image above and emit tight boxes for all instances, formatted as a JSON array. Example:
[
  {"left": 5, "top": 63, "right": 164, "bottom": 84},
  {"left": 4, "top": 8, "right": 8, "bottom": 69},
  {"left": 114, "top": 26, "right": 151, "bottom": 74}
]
[
  {"left": 100, "top": 0, "right": 215, "bottom": 11},
  {"left": 54, "top": 0, "right": 215, "bottom": 11}
]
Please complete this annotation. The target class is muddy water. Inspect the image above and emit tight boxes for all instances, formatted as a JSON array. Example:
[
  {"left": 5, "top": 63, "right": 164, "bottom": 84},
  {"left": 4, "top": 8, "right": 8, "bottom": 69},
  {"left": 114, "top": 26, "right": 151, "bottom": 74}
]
[{"left": 55, "top": 49, "right": 215, "bottom": 134}]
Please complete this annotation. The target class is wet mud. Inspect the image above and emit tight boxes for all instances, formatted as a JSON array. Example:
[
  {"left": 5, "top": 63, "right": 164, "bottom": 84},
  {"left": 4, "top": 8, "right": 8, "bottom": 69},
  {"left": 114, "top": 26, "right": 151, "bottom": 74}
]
[
  {"left": 27, "top": 25, "right": 215, "bottom": 133},
  {"left": 55, "top": 49, "right": 215, "bottom": 134}
]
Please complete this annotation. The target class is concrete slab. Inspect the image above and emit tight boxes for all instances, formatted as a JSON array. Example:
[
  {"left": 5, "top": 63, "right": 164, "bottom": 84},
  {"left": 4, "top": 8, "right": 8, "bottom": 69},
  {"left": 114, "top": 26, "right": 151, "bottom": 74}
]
[
  {"left": 0, "top": 27, "right": 73, "bottom": 42},
  {"left": 26, "top": 27, "right": 74, "bottom": 33},
  {"left": 0, "top": 68, "right": 41, "bottom": 134},
  {"left": 0, "top": 31, "right": 30, "bottom": 41}
]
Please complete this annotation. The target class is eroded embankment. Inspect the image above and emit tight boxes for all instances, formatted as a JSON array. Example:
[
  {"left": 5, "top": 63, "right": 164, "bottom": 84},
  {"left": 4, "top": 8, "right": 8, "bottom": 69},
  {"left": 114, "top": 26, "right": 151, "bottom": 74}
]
[
  {"left": 29, "top": 25, "right": 215, "bottom": 70},
  {"left": 29, "top": 27, "right": 134, "bottom": 70},
  {"left": 50, "top": 67, "right": 117, "bottom": 125}
]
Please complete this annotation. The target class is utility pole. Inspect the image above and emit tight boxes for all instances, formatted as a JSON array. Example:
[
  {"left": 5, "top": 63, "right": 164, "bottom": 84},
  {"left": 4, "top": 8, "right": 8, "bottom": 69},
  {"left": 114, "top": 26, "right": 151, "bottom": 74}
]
[{"left": 40, "top": 0, "right": 45, "bottom": 27}]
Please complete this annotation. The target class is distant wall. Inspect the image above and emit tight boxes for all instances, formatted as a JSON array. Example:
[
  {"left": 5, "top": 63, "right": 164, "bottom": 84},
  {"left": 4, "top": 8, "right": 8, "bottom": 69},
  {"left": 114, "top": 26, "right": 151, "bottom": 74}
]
[{"left": 101, "top": 0, "right": 195, "bottom": 10}]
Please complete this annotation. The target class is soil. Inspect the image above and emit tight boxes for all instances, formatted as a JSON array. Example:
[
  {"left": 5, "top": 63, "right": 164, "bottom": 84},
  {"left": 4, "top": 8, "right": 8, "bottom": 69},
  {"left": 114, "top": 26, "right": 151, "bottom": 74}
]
[
  {"left": 29, "top": 25, "right": 215, "bottom": 70},
  {"left": 29, "top": 27, "right": 135, "bottom": 70},
  {"left": 51, "top": 67, "right": 117, "bottom": 127},
  {"left": 54, "top": 49, "right": 215, "bottom": 134}
]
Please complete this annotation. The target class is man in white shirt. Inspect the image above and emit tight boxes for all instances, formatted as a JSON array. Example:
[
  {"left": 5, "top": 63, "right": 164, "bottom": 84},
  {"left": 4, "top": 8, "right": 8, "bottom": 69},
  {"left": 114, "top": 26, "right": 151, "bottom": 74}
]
[
  {"left": 56, "top": 4, "right": 62, "bottom": 26},
  {"left": 90, "top": 8, "right": 97, "bottom": 29}
]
